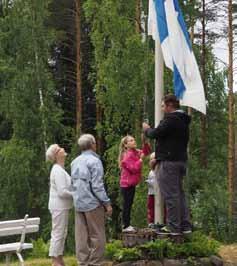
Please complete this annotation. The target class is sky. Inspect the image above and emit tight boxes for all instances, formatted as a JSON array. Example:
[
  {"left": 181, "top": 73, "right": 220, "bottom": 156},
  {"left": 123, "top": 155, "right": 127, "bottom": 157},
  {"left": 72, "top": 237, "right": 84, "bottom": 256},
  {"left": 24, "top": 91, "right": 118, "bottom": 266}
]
[{"left": 207, "top": 2, "right": 237, "bottom": 91}]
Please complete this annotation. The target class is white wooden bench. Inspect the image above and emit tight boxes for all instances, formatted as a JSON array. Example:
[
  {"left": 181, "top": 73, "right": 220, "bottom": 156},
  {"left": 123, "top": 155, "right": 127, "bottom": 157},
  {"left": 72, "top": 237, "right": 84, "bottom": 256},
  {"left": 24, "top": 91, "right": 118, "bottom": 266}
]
[{"left": 0, "top": 214, "right": 40, "bottom": 266}]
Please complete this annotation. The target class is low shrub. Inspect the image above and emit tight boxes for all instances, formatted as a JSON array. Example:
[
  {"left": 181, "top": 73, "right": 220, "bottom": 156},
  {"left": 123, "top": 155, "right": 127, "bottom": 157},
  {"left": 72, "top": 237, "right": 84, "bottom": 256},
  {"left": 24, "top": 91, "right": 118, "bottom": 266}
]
[
  {"left": 29, "top": 238, "right": 49, "bottom": 258},
  {"left": 104, "top": 232, "right": 220, "bottom": 262},
  {"left": 139, "top": 239, "right": 169, "bottom": 260},
  {"left": 113, "top": 247, "right": 141, "bottom": 262},
  {"left": 104, "top": 240, "right": 123, "bottom": 260}
]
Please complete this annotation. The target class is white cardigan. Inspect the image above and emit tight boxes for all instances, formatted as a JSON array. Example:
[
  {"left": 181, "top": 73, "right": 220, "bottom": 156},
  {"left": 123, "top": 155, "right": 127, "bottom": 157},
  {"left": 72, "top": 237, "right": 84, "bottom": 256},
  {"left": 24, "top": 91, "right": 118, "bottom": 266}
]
[{"left": 48, "top": 164, "right": 73, "bottom": 210}]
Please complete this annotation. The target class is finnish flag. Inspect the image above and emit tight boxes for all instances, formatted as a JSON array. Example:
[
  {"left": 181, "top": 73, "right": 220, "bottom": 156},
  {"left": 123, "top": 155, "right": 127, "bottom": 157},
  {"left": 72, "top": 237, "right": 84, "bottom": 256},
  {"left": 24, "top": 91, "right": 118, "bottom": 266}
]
[{"left": 148, "top": 0, "right": 206, "bottom": 114}]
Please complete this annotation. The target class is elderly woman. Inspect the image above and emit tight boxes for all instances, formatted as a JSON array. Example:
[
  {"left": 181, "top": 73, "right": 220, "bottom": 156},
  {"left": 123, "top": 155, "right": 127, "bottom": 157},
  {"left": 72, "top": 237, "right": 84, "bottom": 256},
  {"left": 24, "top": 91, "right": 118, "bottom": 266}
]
[
  {"left": 71, "top": 134, "right": 112, "bottom": 266},
  {"left": 46, "top": 144, "right": 73, "bottom": 266}
]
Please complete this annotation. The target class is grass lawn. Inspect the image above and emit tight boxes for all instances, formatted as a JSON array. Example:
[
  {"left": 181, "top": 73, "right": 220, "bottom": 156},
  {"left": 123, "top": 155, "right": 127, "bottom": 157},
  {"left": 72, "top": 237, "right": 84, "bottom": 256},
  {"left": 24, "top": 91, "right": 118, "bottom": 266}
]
[
  {"left": 1, "top": 245, "right": 237, "bottom": 266},
  {"left": 0, "top": 256, "right": 78, "bottom": 266}
]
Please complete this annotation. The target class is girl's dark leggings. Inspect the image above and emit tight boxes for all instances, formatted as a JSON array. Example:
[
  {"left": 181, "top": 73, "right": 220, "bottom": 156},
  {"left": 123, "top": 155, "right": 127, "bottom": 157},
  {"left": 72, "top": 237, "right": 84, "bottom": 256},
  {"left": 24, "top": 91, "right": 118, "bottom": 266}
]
[{"left": 121, "top": 186, "right": 136, "bottom": 228}]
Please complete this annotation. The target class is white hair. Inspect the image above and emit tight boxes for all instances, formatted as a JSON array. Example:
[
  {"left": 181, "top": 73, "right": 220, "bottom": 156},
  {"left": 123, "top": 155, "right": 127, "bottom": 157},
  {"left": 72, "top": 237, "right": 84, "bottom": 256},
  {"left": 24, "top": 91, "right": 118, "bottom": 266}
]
[
  {"left": 78, "top": 134, "right": 96, "bottom": 151},
  {"left": 46, "top": 144, "right": 59, "bottom": 162}
]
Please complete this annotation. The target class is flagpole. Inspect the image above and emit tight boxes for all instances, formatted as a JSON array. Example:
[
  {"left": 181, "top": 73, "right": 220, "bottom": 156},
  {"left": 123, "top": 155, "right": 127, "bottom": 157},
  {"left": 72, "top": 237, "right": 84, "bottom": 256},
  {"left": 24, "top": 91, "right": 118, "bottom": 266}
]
[{"left": 154, "top": 40, "right": 164, "bottom": 225}]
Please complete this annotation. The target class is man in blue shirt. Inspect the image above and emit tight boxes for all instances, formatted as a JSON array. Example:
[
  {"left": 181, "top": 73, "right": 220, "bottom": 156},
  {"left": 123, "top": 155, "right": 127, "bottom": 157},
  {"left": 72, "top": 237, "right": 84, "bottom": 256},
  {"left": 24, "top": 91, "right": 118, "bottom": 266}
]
[{"left": 71, "top": 134, "right": 112, "bottom": 266}]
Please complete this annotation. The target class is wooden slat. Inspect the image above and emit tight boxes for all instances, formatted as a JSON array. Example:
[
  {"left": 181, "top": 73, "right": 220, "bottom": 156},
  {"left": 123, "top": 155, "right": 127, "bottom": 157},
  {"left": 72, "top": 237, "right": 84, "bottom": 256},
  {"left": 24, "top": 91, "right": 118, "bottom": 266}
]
[
  {"left": 0, "top": 225, "right": 39, "bottom": 237},
  {"left": 0, "top": 242, "right": 33, "bottom": 253},
  {"left": 0, "top": 218, "right": 40, "bottom": 229}
]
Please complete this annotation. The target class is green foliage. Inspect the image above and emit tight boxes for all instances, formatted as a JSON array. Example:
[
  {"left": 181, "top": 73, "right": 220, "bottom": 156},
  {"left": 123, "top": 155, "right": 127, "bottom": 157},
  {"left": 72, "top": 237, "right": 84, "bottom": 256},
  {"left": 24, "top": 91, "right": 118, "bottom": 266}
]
[
  {"left": 104, "top": 240, "right": 123, "bottom": 260},
  {"left": 29, "top": 238, "right": 49, "bottom": 258},
  {"left": 0, "top": 0, "right": 232, "bottom": 255},
  {"left": 139, "top": 239, "right": 169, "bottom": 260},
  {"left": 105, "top": 232, "right": 220, "bottom": 262},
  {"left": 113, "top": 247, "right": 141, "bottom": 262},
  {"left": 166, "top": 232, "right": 220, "bottom": 259},
  {"left": 103, "top": 142, "right": 122, "bottom": 238},
  {"left": 186, "top": 49, "right": 229, "bottom": 241},
  {"left": 0, "top": 0, "right": 66, "bottom": 247},
  {"left": 131, "top": 159, "right": 150, "bottom": 228},
  {"left": 140, "top": 232, "right": 220, "bottom": 259},
  {"left": 84, "top": 0, "right": 154, "bottom": 143},
  {"left": 190, "top": 177, "right": 229, "bottom": 241},
  {"left": 0, "top": 139, "right": 35, "bottom": 217}
]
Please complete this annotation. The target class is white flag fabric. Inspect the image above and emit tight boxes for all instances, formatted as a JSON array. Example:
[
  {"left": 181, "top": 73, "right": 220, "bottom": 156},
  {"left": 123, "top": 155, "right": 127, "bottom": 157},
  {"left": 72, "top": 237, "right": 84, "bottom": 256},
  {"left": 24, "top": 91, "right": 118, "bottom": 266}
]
[{"left": 148, "top": 0, "right": 206, "bottom": 114}]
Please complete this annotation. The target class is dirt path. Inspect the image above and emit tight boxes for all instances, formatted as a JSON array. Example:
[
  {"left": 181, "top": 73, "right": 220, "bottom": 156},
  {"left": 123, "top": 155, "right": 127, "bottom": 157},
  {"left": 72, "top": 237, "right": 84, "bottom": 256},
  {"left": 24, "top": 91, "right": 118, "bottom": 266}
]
[{"left": 219, "top": 245, "right": 237, "bottom": 265}]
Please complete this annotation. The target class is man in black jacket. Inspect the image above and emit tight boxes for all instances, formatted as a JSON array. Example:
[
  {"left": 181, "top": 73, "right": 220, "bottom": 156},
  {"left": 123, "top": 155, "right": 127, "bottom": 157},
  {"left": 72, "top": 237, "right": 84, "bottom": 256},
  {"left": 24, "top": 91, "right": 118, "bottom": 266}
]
[{"left": 143, "top": 94, "right": 192, "bottom": 235}]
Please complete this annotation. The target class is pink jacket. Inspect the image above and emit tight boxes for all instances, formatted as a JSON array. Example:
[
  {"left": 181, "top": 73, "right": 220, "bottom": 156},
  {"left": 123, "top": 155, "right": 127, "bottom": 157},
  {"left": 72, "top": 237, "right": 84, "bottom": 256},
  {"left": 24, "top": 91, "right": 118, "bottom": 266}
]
[{"left": 120, "top": 143, "right": 151, "bottom": 188}]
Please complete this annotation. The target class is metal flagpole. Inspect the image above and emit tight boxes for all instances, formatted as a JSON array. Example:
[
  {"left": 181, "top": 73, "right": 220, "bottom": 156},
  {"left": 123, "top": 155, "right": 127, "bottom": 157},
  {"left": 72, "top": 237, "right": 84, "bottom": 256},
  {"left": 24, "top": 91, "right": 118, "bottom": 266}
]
[{"left": 154, "top": 40, "right": 164, "bottom": 224}]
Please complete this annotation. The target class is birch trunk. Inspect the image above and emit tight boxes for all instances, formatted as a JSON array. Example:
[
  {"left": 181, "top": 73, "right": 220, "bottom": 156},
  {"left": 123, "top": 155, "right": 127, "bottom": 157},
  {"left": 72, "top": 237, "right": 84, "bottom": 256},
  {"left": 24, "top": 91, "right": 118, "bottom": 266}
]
[
  {"left": 228, "top": 0, "right": 235, "bottom": 217},
  {"left": 75, "top": 0, "right": 82, "bottom": 136},
  {"left": 200, "top": 0, "right": 207, "bottom": 168}
]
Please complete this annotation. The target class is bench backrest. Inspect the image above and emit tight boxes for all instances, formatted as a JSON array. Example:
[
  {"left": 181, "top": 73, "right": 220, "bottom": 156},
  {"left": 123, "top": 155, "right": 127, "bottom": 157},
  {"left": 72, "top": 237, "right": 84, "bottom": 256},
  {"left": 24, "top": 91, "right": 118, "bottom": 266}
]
[{"left": 0, "top": 215, "right": 40, "bottom": 237}]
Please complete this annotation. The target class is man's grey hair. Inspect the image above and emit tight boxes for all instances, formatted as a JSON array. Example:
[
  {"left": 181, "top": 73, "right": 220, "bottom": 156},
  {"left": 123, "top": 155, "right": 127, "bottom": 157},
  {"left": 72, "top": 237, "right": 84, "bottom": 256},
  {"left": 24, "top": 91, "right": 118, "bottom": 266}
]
[
  {"left": 78, "top": 134, "right": 96, "bottom": 151},
  {"left": 46, "top": 144, "right": 59, "bottom": 162}
]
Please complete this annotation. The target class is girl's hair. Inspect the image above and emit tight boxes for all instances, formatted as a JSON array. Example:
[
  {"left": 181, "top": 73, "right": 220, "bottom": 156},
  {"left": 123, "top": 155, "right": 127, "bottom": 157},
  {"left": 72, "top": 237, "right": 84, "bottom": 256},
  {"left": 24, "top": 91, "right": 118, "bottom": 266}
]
[
  {"left": 118, "top": 135, "right": 133, "bottom": 168},
  {"left": 150, "top": 152, "right": 155, "bottom": 160}
]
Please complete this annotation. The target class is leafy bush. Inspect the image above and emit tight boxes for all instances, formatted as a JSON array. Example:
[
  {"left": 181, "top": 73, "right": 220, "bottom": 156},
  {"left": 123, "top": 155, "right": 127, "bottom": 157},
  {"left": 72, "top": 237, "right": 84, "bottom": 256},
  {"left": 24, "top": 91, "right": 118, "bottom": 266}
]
[
  {"left": 113, "top": 247, "right": 141, "bottom": 262},
  {"left": 166, "top": 232, "right": 220, "bottom": 259},
  {"left": 29, "top": 238, "right": 49, "bottom": 258},
  {"left": 104, "top": 232, "right": 220, "bottom": 262},
  {"left": 104, "top": 240, "right": 123, "bottom": 260},
  {"left": 139, "top": 239, "right": 169, "bottom": 260},
  {"left": 105, "top": 241, "right": 140, "bottom": 262},
  {"left": 186, "top": 231, "right": 220, "bottom": 257}
]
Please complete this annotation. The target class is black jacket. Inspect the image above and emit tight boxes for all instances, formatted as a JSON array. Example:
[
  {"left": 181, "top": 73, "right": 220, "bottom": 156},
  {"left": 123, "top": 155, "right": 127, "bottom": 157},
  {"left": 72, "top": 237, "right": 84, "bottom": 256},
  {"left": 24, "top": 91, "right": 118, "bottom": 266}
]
[{"left": 145, "top": 111, "right": 191, "bottom": 161}]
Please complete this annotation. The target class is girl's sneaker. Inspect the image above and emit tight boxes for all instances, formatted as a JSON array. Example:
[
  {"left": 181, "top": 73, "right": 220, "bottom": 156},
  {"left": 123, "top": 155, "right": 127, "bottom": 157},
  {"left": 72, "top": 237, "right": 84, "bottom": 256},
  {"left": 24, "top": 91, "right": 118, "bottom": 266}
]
[{"left": 122, "top": 225, "right": 136, "bottom": 233}]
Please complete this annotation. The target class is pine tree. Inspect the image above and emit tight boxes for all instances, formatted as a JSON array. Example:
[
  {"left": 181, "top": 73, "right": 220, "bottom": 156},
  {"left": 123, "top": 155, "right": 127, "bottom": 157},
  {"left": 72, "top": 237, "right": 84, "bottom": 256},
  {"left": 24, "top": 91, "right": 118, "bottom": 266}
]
[{"left": 0, "top": 0, "right": 63, "bottom": 221}]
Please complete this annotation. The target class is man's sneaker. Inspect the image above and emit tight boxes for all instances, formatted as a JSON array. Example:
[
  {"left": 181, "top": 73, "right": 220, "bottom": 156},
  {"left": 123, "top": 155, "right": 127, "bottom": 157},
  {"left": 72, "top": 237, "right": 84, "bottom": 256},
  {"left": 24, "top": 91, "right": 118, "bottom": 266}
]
[
  {"left": 157, "top": 226, "right": 181, "bottom": 236},
  {"left": 182, "top": 229, "right": 192, "bottom": 234},
  {"left": 149, "top": 223, "right": 165, "bottom": 230},
  {"left": 154, "top": 223, "right": 166, "bottom": 229},
  {"left": 122, "top": 225, "right": 136, "bottom": 233},
  {"left": 148, "top": 223, "right": 155, "bottom": 228}
]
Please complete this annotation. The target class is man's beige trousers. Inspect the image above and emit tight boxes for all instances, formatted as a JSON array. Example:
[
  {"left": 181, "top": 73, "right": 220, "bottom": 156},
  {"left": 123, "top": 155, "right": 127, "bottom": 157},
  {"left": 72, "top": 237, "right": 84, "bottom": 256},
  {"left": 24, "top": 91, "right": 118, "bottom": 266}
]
[{"left": 75, "top": 206, "right": 106, "bottom": 266}]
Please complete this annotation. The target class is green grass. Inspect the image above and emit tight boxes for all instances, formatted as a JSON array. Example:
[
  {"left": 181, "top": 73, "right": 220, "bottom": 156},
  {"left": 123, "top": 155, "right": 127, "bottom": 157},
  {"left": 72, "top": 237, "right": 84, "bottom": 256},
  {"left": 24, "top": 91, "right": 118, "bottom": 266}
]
[{"left": 0, "top": 256, "right": 78, "bottom": 266}]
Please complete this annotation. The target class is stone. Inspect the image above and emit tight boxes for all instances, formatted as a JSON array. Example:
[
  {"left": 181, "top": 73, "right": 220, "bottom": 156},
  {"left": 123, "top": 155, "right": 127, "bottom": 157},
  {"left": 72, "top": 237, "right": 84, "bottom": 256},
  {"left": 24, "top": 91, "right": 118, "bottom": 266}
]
[
  {"left": 163, "top": 259, "right": 183, "bottom": 266},
  {"left": 146, "top": 261, "right": 163, "bottom": 266},
  {"left": 210, "top": 255, "right": 224, "bottom": 266},
  {"left": 133, "top": 261, "right": 163, "bottom": 266},
  {"left": 198, "top": 257, "right": 212, "bottom": 266},
  {"left": 116, "top": 262, "right": 133, "bottom": 266},
  {"left": 132, "top": 260, "right": 147, "bottom": 266},
  {"left": 101, "top": 261, "right": 114, "bottom": 266}
]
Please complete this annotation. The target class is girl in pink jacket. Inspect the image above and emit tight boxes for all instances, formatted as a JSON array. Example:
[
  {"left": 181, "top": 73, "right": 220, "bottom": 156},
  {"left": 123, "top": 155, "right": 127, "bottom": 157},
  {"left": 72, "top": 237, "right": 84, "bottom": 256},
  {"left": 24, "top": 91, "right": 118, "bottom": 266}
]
[{"left": 118, "top": 135, "right": 150, "bottom": 233}]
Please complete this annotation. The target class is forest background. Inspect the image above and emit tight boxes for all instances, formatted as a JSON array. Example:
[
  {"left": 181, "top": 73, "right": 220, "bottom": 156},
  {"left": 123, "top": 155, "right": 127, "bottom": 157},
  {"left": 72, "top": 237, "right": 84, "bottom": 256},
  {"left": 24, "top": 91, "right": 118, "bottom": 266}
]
[{"left": 0, "top": 0, "right": 236, "bottom": 255}]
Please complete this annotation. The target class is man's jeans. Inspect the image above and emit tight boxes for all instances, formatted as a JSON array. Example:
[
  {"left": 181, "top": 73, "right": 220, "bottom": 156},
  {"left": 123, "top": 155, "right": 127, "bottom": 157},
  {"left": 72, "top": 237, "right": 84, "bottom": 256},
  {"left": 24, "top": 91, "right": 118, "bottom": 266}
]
[{"left": 158, "top": 161, "right": 191, "bottom": 233}]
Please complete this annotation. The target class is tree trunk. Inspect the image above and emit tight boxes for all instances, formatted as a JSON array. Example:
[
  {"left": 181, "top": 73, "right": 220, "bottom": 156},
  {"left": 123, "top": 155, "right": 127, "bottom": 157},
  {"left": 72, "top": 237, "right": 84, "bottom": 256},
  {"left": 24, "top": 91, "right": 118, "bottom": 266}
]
[
  {"left": 96, "top": 103, "right": 103, "bottom": 155},
  {"left": 135, "top": 0, "right": 141, "bottom": 34},
  {"left": 200, "top": 0, "right": 207, "bottom": 168},
  {"left": 135, "top": 0, "right": 142, "bottom": 139},
  {"left": 31, "top": 3, "right": 47, "bottom": 153},
  {"left": 75, "top": 0, "right": 82, "bottom": 136},
  {"left": 228, "top": 0, "right": 235, "bottom": 217}
]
